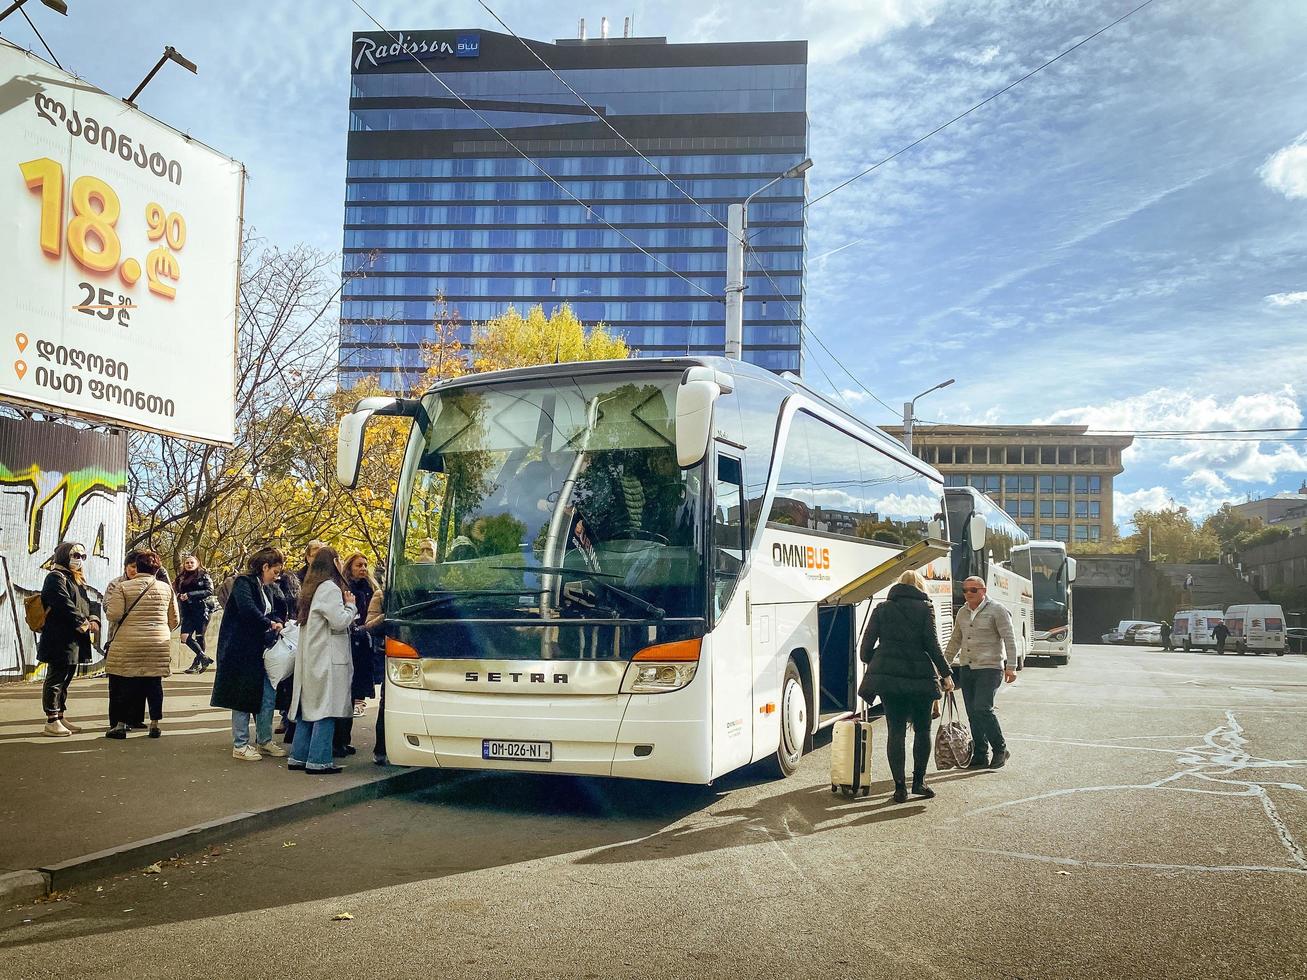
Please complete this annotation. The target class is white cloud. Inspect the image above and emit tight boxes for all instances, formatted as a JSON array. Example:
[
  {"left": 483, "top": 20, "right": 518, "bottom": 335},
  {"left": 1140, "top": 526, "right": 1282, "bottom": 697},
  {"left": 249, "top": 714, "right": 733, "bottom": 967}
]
[
  {"left": 1260, "top": 134, "right": 1307, "bottom": 200},
  {"left": 1115, "top": 486, "right": 1174, "bottom": 520},
  {"left": 1038, "top": 386, "right": 1307, "bottom": 512},
  {"left": 799, "top": 0, "right": 943, "bottom": 64},
  {"left": 956, "top": 44, "right": 1000, "bottom": 66},
  {"left": 1266, "top": 291, "right": 1307, "bottom": 307}
]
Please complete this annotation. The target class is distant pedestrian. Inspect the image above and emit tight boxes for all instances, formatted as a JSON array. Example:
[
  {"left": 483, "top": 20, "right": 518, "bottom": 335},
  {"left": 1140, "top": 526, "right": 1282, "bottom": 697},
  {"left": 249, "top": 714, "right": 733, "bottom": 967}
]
[
  {"left": 217, "top": 569, "right": 237, "bottom": 608},
  {"left": 289, "top": 547, "right": 357, "bottom": 774},
  {"left": 211, "top": 547, "right": 289, "bottom": 761},
  {"left": 1160, "top": 620, "right": 1173, "bottom": 651},
  {"left": 37, "top": 542, "right": 100, "bottom": 737},
  {"left": 1184, "top": 573, "right": 1194, "bottom": 591},
  {"left": 859, "top": 570, "right": 955, "bottom": 803},
  {"left": 103, "top": 550, "right": 179, "bottom": 739},
  {"left": 177, "top": 553, "right": 216, "bottom": 674},
  {"left": 1214, "top": 621, "right": 1230, "bottom": 655},
  {"left": 296, "top": 540, "right": 327, "bottom": 586},
  {"left": 945, "top": 576, "right": 1018, "bottom": 770}
]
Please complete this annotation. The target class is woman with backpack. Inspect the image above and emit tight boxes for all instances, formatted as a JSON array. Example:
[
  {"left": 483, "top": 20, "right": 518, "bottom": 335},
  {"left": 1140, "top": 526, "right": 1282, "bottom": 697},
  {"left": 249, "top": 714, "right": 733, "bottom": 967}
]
[
  {"left": 37, "top": 541, "right": 100, "bottom": 737},
  {"left": 859, "top": 570, "right": 955, "bottom": 803},
  {"left": 103, "top": 550, "right": 179, "bottom": 739},
  {"left": 176, "top": 553, "right": 216, "bottom": 674}
]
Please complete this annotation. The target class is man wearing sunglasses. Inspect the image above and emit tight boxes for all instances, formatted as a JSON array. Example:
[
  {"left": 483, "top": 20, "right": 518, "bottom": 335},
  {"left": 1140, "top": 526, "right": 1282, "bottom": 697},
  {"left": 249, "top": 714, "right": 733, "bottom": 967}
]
[{"left": 944, "top": 576, "right": 1018, "bottom": 769}]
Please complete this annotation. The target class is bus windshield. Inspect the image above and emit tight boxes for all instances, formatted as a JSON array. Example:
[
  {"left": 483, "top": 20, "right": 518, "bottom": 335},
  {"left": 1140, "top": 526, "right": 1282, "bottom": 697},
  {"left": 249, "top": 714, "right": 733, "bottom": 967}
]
[
  {"left": 1029, "top": 548, "right": 1070, "bottom": 631},
  {"left": 392, "top": 372, "right": 705, "bottom": 625}
]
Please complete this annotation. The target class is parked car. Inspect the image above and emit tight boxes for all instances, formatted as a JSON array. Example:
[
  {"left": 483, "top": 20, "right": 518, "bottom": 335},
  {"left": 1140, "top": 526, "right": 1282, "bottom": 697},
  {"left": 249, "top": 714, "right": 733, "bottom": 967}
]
[
  {"left": 1134, "top": 624, "right": 1163, "bottom": 645},
  {"left": 1101, "top": 620, "right": 1163, "bottom": 645},
  {"left": 1287, "top": 627, "right": 1307, "bottom": 655},
  {"left": 1223, "top": 603, "right": 1287, "bottom": 656}
]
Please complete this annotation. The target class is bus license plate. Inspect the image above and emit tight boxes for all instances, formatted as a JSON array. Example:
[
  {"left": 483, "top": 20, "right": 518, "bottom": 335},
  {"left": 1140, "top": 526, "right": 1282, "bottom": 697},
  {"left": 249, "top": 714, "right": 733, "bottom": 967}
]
[{"left": 482, "top": 739, "right": 552, "bottom": 762}]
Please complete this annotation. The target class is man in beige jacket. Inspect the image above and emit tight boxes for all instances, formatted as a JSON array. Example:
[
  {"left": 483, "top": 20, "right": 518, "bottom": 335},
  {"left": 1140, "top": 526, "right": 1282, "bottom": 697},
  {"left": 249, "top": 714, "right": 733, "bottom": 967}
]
[{"left": 944, "top": 576, "right": 1018, "bottom": 769}]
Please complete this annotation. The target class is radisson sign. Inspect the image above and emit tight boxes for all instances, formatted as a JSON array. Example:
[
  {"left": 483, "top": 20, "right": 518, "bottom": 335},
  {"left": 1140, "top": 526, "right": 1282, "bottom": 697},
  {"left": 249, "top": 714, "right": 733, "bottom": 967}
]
[{"left": 352, "top": 32, "right": 481, "bottom": 71}]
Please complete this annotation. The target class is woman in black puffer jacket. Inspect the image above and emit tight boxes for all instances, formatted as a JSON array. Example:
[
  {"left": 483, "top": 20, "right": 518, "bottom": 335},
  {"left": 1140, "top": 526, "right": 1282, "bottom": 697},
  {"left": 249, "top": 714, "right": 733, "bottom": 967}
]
[{"left": 859, "top": 570, "right": 955, "bottom": 803}]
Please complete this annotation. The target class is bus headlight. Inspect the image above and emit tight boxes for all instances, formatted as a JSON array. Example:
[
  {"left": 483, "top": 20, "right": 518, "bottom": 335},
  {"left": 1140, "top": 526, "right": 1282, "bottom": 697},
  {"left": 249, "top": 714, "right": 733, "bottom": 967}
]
[
  {"left": 622, "top": 638, "right": 701, "bottom": 694},
  {"left": 387, "top": 658, "right": 423, "bottom": 689},
  {"left": 623, "top": 662, "right": 697, "bottom": 694},
  {"left": 1049, "top": 627, "right": 1068, "bottom": 642}
]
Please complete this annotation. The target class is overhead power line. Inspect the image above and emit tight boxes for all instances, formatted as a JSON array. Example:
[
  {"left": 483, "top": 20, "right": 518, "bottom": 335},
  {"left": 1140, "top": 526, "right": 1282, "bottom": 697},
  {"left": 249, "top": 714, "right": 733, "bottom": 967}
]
[{"left": 751, "top": 0, "right": 1160, "bottom": 248}]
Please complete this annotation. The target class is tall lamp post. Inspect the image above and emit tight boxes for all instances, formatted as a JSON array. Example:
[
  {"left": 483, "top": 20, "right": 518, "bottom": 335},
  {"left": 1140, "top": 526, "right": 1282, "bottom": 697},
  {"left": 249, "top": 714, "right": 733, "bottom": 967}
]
[
  {"left": 902, "top": 378, "right": 955, "bottom": 453},
  {"left": 725, "top": 157, "right": 812, "bottom": 360}
]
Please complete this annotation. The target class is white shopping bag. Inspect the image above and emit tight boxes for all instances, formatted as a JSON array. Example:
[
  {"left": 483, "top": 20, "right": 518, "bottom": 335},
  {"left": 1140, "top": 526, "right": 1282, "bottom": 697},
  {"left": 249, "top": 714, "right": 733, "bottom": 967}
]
[{"left": 264, "top": 621, "right": 299, "bottom": 687}]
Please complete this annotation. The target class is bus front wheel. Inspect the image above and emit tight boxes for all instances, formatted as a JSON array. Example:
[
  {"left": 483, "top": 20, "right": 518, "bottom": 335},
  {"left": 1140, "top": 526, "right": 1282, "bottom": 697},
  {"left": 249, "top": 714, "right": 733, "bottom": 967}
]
[{"left": 771, "top": 659, "right": 806, "bottom": 778}]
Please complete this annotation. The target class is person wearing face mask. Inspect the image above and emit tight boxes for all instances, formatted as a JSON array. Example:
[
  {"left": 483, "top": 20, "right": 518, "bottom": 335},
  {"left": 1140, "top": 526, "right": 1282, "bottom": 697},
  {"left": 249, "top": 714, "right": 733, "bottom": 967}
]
[{"left": 38, "top": 542, "right": 100, "bottom": 737}]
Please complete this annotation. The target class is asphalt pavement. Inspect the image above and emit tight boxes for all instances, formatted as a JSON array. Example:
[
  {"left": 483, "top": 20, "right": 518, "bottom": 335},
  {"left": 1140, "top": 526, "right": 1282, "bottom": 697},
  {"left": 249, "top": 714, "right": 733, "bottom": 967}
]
[{"left": 3, "top": 644, "right": 1305, "bottom": 980}]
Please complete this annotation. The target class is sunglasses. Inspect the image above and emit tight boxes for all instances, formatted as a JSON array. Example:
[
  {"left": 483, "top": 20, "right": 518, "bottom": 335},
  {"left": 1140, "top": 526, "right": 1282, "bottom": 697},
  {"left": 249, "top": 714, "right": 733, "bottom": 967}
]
[
  {"left": 962, "top": 587, "right": 982, "bottom": 594},
  {"left": 71, "top": 552, "right": 88, "bottom": 560}
]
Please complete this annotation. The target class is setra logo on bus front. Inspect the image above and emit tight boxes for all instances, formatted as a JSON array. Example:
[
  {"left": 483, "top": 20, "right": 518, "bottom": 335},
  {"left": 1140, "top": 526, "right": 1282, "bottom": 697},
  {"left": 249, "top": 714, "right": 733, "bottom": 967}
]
[{"left": 772, "top": 542, "right": 831, "bottom": 571}]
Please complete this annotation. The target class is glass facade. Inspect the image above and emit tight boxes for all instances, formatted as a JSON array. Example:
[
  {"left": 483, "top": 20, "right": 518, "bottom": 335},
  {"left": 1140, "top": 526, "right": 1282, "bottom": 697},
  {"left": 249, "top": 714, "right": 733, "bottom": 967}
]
[{"left": 343, "top": 30, "right": 808, "bottom": 388}]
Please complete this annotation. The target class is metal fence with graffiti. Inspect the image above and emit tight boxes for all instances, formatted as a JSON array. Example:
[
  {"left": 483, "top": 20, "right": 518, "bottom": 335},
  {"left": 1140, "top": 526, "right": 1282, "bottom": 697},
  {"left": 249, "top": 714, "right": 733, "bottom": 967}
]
[{"left": 0, "top": 416, "right": 127, "bottom": 678}]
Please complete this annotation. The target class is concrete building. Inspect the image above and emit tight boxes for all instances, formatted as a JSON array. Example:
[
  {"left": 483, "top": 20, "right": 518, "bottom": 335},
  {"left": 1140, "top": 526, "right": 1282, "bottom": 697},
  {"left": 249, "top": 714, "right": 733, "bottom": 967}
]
[
  {"left": 881, "top": 424, "right": 1133, "bottom": 545},
  {"left": 341, "top": 27, "right": 808, "bottom": 389},
  {"left": 1231, "top": 483, "right": 1307, "bottom": 528}
]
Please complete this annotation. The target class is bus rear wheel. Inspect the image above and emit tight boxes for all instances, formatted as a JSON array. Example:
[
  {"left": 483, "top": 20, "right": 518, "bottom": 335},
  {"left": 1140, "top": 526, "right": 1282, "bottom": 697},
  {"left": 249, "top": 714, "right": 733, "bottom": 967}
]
[
  {"left": 1051, "top": 654, "right": 1069, "bottom": 666},
  {"left": 770, "top": 659, "right": 806, "bottom": 778}
]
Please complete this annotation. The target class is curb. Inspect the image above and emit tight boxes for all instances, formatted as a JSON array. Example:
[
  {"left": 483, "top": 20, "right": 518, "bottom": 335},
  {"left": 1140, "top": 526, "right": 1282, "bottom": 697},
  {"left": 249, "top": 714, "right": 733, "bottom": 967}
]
[{"left": 4, "top": 766, "right": 446, "bottom": 903}]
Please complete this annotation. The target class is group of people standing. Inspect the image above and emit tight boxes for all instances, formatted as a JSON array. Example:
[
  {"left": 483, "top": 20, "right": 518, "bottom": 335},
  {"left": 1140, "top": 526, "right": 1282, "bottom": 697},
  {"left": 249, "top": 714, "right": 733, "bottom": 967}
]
[
  {"left": 36, "top": 540, "right": 384, "bottom": 770},
  {"left": 37, "top": 543, "right": 218, "bottom": 738},
  {"left": 859, "top": 571, "right": 1018, "bottom": 804},
  {"left": 209, "top": 542, "right": 385, "bottom": 773}
]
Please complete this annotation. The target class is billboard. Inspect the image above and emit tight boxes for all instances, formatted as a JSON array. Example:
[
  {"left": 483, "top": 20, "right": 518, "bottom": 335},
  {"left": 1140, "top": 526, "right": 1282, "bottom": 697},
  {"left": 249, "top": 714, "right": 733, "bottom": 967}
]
[
  {"left": 0, "top": 40, "right": 244, "bottom": 444},
  {"left": 0, "top": 416, "right": 127, "bottom": 677}
]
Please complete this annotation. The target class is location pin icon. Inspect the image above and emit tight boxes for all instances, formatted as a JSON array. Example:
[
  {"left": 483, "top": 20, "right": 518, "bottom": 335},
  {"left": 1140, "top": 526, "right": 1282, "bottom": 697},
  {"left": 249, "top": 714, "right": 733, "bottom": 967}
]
[
  {"left": 15, "top": 332, "right": 28, "bottom": 352},
  {"left": 14, "top": 360, "right": 27, "bottom": 380}
]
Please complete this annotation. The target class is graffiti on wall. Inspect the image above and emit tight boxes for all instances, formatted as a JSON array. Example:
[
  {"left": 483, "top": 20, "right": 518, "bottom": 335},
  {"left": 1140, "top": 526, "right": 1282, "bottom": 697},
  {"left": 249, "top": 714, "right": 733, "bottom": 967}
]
[{"left": 0, "top": 417, "right": 127, "bottom": 676}]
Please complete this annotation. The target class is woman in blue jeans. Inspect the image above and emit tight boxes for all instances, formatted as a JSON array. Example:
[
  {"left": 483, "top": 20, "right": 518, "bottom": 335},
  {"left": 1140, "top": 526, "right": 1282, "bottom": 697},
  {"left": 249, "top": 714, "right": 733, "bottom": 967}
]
[{"left": 289, "top": 547, "right": 357, "bottom": 774}]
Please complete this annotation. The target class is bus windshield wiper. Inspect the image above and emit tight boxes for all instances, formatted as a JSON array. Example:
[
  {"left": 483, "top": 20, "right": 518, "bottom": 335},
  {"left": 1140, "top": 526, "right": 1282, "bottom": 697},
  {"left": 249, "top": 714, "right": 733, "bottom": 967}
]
[
  {"left": 394, "top": 590, "right": 541, "bottom": 617},
  {"left": 495, "top": 565, "right": 663, "bottom": 620},
  {"left": 592, "top": 579, "right": 665, "bottom": 620}
]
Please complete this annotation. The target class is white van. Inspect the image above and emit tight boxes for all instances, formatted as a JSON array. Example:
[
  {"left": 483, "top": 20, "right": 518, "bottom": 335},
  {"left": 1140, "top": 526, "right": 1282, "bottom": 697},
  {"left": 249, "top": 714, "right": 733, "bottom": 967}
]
[
  {"left": 1223, "top": 603, "right": 1287, "bottom": 656},
  {"left": 1171, "top": 609, "right": 1224, "bottom": 651}
]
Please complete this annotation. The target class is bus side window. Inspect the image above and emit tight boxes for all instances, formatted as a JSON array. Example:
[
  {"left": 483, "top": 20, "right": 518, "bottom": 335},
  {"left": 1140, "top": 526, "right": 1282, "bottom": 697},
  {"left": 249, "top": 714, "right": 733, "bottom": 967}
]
[{"left": 713, "top": 454, "right": 746, "bottom": 619}]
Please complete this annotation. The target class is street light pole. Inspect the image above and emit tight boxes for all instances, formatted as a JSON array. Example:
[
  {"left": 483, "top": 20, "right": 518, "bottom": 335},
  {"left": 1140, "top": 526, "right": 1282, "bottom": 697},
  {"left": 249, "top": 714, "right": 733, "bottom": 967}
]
[
  {"left": 902, "top": 378, "right": 955, "bottom": 453},
  {"left": 725, "top": 157, "right": 812, "bottom": 360},
  {"left": 125, "top": 45, "right": 197, "bottom": 106}
]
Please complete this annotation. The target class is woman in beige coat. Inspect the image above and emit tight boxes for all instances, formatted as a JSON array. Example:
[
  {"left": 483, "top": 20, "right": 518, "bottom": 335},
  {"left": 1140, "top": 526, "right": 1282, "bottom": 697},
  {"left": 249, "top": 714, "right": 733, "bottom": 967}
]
[{"left": 104, "top": 550, "right": 179, "bottom": 739}]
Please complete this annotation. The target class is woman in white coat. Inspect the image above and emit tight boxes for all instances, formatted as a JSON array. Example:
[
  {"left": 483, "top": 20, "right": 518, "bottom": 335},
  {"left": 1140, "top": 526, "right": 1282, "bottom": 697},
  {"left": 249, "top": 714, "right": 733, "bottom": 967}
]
[{"left": 288, "top": 547, "right": 356, "bottom": 774}]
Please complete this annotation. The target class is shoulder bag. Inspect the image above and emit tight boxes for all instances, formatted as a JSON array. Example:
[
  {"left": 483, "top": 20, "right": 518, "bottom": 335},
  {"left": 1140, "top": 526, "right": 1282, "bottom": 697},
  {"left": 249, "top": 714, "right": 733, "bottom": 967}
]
[{"left": 933, "top": 691, "right": 974, "bottom": 770}]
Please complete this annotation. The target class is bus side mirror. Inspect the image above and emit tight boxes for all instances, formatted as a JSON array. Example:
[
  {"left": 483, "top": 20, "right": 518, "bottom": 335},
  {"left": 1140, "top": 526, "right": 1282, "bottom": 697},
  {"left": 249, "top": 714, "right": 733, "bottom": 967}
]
[
  {"left": 928, "top": 518, "right": 944, "bottom": 541},
  {"left": 1067, "top": 557, "right": 1077, "bottom": 583},
  {"left": 336, "top": 396, "right": 424, "bottom": 488},
  {"left": 676, "top": 378, "right": 720, "bottom": 468},
  {"left": 968, "top": 513, "right": 987, "bottom": 552}
]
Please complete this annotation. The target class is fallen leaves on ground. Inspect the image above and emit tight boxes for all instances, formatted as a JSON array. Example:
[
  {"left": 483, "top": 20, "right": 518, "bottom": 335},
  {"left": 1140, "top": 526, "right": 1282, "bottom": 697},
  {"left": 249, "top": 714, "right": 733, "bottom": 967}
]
[
  {"left": 143, "top": 863, "right": 162, "bottom": 875},
  {"left": 331, "top": 912, "right": 354, "bottom": 921}
]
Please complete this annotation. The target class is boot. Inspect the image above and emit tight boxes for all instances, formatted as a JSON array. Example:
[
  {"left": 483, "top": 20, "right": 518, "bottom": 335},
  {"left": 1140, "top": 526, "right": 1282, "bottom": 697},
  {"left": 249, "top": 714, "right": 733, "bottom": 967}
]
[
  {"left": 183, "top": 655, "right": 203, "bottom": 674},
  {"left": 105, "top": 722, "right": 128, "bottom": 739},
  {"left": 198, "top": 655, "right": 214, "bottom": 673},
  {"left": 911, "top": 777, "right": 935, "bottom": 799},
  {"left": 891, "top": 782, "right": 909, "bottom": 804}
]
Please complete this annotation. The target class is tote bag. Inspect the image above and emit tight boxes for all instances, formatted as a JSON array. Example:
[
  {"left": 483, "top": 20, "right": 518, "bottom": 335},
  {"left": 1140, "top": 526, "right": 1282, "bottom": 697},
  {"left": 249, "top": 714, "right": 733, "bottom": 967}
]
[
  {"left": 933, "top": 691, "right": 973, "bottom": 769},
  {"left": 264, "top": 621, "right": 299, "bottom": 687}
]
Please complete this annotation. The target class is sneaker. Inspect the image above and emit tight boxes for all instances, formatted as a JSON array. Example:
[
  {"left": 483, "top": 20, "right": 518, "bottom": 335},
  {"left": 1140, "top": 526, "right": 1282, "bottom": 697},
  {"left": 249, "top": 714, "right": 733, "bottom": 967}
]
[
  {"left": 966, "top": 757, "right": 990, "bottom": 770},
  {"left": 910, "top": 781, "right": 936, "bottom": 799},
  {"left": 891, "top": 783, "right": 909, "bottom": 804},
  {"left": 232, "top": 745, "right": 262, "bottom": 761},
  {"left": 989, "top": 749, "right": 1010, "bottom": 770},
  {"left": 257, "top": 741, "right": 288, "bottom": 758},
  {"left": 43, "top": 720, "right": 72, "bottom": 737},
  {"left": 105, "top": 724, "right": 128, "bottom": 740},
  {"left": 60, "top": 719, "right": 82, "bottom": 733},
  {"left": 306, "top": 765, "right": 344, "bottom": 775}
]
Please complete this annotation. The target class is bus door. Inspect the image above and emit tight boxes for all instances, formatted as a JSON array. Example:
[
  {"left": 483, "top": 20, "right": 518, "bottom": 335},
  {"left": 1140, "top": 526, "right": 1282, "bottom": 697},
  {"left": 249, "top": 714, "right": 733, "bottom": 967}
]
[{"left": 710, "top": 452, "right": 755, "bottom": 774}]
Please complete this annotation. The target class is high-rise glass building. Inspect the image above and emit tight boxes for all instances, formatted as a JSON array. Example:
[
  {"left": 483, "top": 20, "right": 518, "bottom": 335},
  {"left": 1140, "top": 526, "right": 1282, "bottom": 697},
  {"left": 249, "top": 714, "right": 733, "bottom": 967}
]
[{"left": 341, "top": 28, "right": 807, "bottom": 389}]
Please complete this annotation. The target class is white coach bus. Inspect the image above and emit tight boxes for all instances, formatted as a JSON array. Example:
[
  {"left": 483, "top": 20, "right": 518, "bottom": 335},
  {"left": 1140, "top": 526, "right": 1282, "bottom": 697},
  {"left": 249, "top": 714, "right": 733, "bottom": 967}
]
[
  {"left": 1011, "top": 540, "right": 1076, "bottom": 665},
  {"left": 337, "top": 358, "right": 951, "bottom": 784},
  {"left": 943, "top": 486, "right": 1034, "bottom": 669}
]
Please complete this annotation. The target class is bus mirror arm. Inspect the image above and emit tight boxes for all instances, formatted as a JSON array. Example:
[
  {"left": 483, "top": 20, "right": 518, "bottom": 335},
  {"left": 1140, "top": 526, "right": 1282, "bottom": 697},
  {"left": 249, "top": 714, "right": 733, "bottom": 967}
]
[{"left": 336, "top": 396, "right": 426, "bottom": 489}]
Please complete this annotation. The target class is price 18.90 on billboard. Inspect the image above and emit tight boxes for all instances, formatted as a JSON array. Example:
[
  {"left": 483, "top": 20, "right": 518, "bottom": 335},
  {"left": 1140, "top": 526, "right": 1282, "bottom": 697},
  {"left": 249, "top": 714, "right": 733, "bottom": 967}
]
[{"left": 0, "top": 41, "right": 244, "bottom": 444}]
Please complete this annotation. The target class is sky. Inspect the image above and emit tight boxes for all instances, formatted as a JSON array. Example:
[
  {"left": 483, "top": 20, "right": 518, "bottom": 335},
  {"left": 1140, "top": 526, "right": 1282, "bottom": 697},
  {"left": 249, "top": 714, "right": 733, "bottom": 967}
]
[{"left": 5, "top": 0, "right": 1306, "bottom": 532}]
